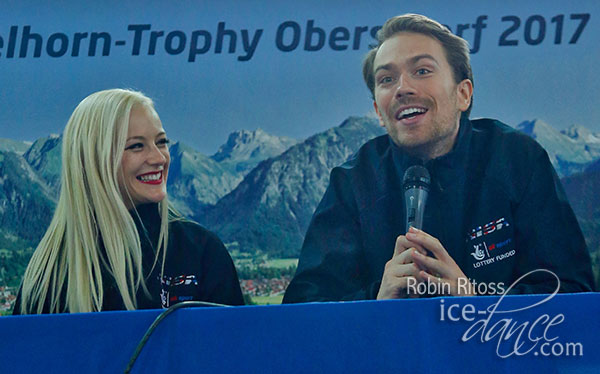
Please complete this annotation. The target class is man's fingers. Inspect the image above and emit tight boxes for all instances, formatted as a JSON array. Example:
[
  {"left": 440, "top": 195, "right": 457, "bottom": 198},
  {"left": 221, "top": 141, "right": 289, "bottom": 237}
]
[
  {"left": 384, "top": 259, "right": 421, "bottom": 278},
  {"left": 406, "top": 227, "right": 449, "bottom": 260},
  {"left": 394, "top": 235, "right": 427, "bottom": 257},
  {"left": 377, "top": 275, "right": 418, "bottom": 299},
  {"left": 393, "top": 247, "right": 426, "bottom": 266},
  {"left": 394, "top": 235, "right": 411, "bottom": 256},
  {"left": 411, "top": 250, "right": 445, "bottom": 276}
]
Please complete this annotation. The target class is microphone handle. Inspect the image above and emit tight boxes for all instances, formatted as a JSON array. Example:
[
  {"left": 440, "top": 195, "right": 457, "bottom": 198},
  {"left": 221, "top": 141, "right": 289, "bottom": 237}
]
[{"left": 405, "top": 187, "right": 428, "bottom": 233}]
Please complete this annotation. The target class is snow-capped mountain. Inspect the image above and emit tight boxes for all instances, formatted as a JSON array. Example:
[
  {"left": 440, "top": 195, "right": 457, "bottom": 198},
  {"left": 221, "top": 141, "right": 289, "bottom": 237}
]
[
  {"left": 516, "top": 120, "right": 600, "bottom": 176},
  {"left": 211, "top": 129, "right": 298, "bottom": 174},
  {"left": 201, "top": 116, "right": 385, "bottom": 257},
  {"left": 167, "top": 141, "right": 242, "bottom": 217},
  {"left": 0, "top": 138, "right": 31, "bottom": 155},
  {"left": 561, "top": 124, "right": 600, "bottom": 144}
]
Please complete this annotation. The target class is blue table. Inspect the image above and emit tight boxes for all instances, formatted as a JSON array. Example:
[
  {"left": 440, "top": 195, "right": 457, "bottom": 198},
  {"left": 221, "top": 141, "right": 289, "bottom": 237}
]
[{"left": 2, "top": 293, "right": 599, "bottom": 373}]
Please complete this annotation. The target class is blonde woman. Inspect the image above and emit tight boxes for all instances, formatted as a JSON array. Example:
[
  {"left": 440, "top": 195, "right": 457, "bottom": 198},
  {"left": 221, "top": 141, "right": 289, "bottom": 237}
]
[{"left": 14, "top": 89, "right": 243, "bottom": 314}]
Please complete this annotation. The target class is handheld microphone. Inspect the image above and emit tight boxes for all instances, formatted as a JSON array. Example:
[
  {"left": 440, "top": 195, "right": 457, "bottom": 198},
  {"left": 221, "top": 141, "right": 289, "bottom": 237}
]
[{"left": 403, "top": 165, "right": 430, "bottom": 233}]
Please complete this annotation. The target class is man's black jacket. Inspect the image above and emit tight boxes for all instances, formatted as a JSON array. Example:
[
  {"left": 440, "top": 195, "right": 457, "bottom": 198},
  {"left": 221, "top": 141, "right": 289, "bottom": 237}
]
[{"left": 284, "top": 118, "right": 595, "bottom": 302}]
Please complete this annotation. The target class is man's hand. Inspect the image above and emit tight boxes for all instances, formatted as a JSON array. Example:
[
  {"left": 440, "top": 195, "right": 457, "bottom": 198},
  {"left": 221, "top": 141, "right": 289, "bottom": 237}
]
[
  {"left": 407, "top": 227, "right": 475, "bottom": 296},
  {"left": 376, "top": 235, "right": 428, "bottom": 299}
]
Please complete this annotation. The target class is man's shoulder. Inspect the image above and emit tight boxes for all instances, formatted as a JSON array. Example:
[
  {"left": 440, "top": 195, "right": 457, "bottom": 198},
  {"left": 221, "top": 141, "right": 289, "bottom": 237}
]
[
  {"left": 336, "top": 134, "right": 391, "bottom": 175},
  {"left": 468, "top": 118, "right": 553, "bottom": 195},
  {"left": 470, "top": 118, "right": 546, "bottom": 159}
]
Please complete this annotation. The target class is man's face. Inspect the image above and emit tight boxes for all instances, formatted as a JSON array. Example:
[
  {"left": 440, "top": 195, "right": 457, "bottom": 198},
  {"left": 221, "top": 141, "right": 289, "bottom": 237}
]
[{"left": 373, "top": 32, "right": 472, "bottom": 160}]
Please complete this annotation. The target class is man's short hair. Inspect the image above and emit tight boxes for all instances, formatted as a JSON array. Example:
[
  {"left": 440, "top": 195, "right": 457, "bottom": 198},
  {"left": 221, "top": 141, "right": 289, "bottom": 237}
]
[{"left": 362, "top": 14, "right": 474, "bottom": 117}]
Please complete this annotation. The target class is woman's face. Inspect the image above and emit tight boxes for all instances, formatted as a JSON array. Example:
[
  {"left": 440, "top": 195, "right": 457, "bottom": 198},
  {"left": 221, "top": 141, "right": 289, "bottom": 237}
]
[{"left": 119, "top": 105, "right": 170, "bottom": 209}]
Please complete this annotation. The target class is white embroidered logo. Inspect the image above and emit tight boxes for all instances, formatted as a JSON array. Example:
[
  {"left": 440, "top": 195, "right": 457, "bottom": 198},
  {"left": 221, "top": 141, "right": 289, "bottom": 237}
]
[{"left": 470, "top": 242, "right": 487, "bottom": 261}]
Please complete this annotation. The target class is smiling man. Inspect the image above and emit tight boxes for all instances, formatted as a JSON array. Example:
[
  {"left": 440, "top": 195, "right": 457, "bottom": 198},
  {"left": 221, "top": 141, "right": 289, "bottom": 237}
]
[
  {"left": 283, "top": 14, "right": 594, "bottom": 302},
  {"left": 371, "top": 32, "right": 471, "bottom": 161}
]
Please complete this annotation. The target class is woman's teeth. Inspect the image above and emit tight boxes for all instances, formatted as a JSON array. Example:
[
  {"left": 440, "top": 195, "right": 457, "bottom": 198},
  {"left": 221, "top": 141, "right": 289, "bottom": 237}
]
[{"left": 137, "top": 172, "right": 161, "bottom": 181}]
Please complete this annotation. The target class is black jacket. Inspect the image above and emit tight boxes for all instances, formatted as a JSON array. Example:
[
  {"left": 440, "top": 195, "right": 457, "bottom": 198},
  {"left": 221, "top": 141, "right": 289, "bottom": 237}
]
[
  {"left": 284, "top": 118, "right": 595, "bottom": 303},
  {"left": 14, "top": 203, "right": 243, "bottom": 313}
]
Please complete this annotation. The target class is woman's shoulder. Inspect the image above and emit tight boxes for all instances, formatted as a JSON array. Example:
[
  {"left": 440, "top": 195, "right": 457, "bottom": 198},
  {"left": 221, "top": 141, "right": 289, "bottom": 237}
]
[{"left": 168, "top": 218, "right": 226, "bottom": 252}]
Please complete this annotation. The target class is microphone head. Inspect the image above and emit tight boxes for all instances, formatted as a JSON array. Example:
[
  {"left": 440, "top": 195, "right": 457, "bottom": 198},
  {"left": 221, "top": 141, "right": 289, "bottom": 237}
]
[{"left": 403, "top": 165, "right": 431, "bottom": 191}]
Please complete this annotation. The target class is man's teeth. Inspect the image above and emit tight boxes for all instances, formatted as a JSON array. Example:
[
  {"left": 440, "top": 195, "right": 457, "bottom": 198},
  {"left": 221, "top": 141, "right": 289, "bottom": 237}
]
[
  {"left": 138, "top": 172, "right": 161, "bottom": 182},
  {"left": 399, "top": 107, "right": 426, "bottom": 119}
]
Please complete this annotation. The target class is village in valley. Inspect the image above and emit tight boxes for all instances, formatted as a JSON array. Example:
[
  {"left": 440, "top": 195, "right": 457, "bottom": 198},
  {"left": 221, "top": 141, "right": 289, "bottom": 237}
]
[{"left": 231, "top": 251, "right": 297, "bottom": 305}]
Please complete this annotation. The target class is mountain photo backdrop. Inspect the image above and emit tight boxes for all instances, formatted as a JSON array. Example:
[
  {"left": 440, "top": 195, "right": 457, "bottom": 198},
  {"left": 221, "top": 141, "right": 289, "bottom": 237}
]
[{"left": 0, "top": 115, "right": 599, "bottom": 309}]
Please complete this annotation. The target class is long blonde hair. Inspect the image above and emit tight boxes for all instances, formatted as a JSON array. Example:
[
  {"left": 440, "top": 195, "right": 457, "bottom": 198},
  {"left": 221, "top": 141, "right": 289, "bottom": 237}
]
[{"left": 20, "top": 89, "right": 170, "bottom": 313}]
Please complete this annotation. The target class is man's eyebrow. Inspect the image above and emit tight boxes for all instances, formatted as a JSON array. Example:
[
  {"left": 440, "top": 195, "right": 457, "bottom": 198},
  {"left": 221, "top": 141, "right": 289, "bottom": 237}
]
[
  {"left": 408, "top": 54, "right": 438, "bottom": 65},
  {"left": 374, "top": 63, "right": 394, "bottom": 75},
  {"left": 374, "top": 54, "right": 439, "bottom": 74}
]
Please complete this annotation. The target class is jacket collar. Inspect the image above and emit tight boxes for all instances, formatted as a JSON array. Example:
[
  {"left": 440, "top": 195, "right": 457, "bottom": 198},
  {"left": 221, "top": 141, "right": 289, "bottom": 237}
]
[
  {"left": 130, "top": 203, "right": 162, "bottom": 250},
  {"left": 391, "top": 115, "right": 473, "bottom": 172}
]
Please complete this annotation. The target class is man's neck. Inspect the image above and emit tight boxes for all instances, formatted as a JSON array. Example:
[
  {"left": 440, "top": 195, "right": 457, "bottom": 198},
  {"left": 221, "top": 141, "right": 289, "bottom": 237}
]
[{"left": 404, "top": 124, "right": 461, "bottom": 162}]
